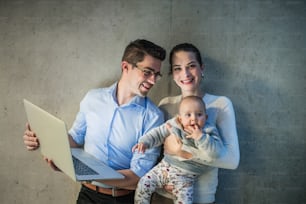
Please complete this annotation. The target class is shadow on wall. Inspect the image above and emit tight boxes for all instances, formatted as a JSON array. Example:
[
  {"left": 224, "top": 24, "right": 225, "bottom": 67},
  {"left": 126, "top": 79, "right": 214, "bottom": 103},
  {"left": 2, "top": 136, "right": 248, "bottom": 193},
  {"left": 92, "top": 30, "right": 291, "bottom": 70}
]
[
  {"left": 201, "top": 56, "right": 264, "bottom": 203},
  {"left": 203, "top": 54, "right": 306, "bottom": 203}
]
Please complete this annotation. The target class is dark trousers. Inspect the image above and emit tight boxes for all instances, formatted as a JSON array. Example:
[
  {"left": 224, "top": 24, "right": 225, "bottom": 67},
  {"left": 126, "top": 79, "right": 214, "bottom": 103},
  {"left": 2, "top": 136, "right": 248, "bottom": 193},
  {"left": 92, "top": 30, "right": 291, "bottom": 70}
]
[{"left": 77, "top": 185, "right": 135, "bottom": 204}]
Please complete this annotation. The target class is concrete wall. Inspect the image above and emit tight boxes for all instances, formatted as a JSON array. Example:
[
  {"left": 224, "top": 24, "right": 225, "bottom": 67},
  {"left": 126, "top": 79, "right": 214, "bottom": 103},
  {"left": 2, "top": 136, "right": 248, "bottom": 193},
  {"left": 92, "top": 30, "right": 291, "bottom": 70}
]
[{"left": 0, "top": 0, "right": 305, "bottom": 203}]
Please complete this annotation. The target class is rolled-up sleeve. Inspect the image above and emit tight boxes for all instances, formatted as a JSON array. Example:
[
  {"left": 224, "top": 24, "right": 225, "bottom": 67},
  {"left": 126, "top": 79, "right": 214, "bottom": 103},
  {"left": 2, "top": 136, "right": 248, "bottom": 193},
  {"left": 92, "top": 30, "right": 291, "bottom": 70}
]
[{"left": 68, "top": 111, "right": 86, "bottom": 145}]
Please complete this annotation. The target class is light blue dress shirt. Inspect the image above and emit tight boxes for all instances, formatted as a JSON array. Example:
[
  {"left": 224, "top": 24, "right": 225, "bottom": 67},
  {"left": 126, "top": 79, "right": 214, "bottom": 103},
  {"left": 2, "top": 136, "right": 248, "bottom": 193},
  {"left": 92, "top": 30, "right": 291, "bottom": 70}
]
[{"left": 69, "top": 83, "right": 164, "bottom": 177}]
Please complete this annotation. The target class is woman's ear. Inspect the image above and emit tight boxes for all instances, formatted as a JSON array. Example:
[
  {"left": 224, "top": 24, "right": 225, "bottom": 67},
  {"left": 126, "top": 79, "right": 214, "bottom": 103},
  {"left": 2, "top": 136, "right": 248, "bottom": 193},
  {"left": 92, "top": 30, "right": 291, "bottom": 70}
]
[
  {"left": 200, "top": 64, "right": 205, "bottom": 78},
  {"left": 201, "top": 64, "right": 205, "bottom": 72}
]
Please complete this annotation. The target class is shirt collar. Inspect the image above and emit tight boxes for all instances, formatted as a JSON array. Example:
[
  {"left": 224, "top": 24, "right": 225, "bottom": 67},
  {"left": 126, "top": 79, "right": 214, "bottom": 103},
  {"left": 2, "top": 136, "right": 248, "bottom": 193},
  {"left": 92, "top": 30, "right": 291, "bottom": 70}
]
[{"left": 109, "top": 82, "right": 147, "bottom": 108}]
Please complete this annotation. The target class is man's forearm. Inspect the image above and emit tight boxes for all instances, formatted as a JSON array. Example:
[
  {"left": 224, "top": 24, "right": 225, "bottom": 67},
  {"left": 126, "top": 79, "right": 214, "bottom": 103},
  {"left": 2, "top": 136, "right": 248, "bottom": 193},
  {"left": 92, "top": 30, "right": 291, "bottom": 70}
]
[{"left": 97, "top": 169, "right": 140, "bottom": 190}]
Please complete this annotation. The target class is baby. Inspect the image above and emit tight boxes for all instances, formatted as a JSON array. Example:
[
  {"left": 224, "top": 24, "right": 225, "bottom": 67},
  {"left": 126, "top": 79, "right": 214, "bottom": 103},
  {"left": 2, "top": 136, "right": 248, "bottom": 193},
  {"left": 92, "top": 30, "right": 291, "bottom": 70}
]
[{"left": 133, "top": 95, "right": 223, "bottom": 204}]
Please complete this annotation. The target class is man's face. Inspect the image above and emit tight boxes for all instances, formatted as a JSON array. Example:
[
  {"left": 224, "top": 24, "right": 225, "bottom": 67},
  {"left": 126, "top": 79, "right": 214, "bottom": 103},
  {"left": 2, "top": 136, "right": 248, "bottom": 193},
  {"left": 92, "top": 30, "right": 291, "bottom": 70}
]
[{"left": 129, "top": 55, "right": 162, "bottom": 97}]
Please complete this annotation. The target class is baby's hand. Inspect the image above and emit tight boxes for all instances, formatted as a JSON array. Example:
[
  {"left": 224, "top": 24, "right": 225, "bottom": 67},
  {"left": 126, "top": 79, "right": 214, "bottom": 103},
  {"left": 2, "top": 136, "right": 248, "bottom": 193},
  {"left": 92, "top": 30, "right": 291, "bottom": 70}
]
[
  {"left": 185, "top": 125, "right": 203, "bottom": 141},
  {"left": 132, "top": 142, "right": 147, "bottom": 153}
]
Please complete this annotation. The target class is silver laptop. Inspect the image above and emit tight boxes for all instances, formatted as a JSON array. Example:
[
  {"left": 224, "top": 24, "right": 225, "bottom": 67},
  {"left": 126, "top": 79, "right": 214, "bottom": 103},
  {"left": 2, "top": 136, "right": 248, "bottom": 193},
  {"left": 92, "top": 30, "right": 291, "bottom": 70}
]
[{"left": 23, "top": 99, "right": 124, "bottom": 182}]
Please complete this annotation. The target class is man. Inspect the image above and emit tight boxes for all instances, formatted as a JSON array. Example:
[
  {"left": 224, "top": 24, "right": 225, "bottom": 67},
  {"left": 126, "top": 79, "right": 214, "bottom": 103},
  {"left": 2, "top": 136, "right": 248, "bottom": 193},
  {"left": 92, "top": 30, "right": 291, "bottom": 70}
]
[{"left": 23, "top": 39, "right": 166, "bottom": 204}]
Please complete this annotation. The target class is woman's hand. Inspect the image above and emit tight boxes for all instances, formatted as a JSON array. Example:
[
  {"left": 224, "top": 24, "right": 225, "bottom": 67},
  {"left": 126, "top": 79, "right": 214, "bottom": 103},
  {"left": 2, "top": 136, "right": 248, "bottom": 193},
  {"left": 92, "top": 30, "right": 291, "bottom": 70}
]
[
  {"left": 163, "top": 123, "right": 183, "bottom": 155},
  {"left": 23, "top": 123, "right": 40, "bottom": 151},
  {"left": 164, "top": 123, "right": 193, "bottom": 159},
  {"left": 162, "top": 123, "right": 190, "bottom": 194}
]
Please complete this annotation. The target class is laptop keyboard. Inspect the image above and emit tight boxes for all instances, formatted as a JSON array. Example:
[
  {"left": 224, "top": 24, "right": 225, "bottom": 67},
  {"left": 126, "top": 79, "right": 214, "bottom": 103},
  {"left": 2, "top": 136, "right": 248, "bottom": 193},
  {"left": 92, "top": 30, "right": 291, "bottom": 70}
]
[{"left": 72, "top": 156, "right": 99, "bottom": 175}]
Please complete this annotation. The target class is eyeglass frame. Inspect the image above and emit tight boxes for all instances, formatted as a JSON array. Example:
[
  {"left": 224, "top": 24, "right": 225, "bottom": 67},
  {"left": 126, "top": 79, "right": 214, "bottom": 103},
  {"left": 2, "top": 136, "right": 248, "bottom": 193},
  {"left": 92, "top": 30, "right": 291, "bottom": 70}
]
[{"left": 133, "top": 64, "right": 162, "bottom": 80}]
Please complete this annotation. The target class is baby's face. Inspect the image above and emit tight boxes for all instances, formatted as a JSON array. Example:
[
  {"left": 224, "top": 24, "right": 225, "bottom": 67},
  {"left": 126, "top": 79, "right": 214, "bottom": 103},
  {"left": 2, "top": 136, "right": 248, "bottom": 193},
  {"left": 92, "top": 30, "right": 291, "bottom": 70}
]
[{"left": 178, "top": 100, "right": 206, "bottom": 130}]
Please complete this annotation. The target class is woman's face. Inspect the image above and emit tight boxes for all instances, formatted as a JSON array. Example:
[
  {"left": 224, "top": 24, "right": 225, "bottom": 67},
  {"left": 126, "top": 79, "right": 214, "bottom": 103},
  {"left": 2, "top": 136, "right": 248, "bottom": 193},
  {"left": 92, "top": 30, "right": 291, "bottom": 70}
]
[{"left": 171, "top": 51, "right": 204, "bottom": 93}]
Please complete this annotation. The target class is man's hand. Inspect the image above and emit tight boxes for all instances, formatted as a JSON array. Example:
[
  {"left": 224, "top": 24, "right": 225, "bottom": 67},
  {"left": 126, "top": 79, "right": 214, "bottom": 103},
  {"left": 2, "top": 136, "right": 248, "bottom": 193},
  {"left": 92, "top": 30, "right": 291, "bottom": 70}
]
[
  {"left": 43, "top": 157, "right": 62, "bottom": 172},
  {"left": 23, "top": 123, "right": 40, "bottom": 151}
]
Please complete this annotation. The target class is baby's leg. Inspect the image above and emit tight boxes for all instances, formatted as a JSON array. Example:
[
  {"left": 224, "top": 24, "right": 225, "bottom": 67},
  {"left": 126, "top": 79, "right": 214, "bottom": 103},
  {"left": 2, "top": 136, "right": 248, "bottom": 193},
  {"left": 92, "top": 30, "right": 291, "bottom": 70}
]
[
  {"left": 169, "top": 168, "right": 197, "bottom": 204},
  {"left": 134, "top": 162, "right": 166, "bottom": 204},
  {"left": 172, "top": 183, "right": 194, "bottom": 204}
]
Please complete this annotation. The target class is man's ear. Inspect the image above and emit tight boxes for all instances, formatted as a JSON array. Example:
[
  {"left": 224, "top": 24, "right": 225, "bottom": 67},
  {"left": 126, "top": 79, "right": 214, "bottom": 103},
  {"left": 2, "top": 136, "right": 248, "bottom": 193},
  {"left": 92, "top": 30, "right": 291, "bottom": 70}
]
[{"left": 121, "top": 61, "right": 130, "bottom": 72}]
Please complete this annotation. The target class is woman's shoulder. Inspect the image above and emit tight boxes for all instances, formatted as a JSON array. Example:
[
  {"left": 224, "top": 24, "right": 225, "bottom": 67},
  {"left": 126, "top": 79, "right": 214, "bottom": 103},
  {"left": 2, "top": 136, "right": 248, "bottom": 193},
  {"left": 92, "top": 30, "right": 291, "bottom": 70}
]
[
  {"left": 204, "top": 93, "right": 232, "bottom": 104},
  {"left": 204, "top": 93, "right": 234, "bottom": 110},
  {"left": 158, "top": 95, "right": 182, "bottom": 106},
  {"left": 158, "top": 95, "right": 181, "bottom": 120}
]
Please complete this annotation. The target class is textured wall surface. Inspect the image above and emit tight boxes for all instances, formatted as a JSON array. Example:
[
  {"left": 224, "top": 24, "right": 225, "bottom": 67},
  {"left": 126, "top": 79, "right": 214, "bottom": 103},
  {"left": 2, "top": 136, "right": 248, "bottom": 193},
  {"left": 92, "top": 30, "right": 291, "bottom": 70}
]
[{"left": 0, "top": 0, "right": 305, "bottom": 204}]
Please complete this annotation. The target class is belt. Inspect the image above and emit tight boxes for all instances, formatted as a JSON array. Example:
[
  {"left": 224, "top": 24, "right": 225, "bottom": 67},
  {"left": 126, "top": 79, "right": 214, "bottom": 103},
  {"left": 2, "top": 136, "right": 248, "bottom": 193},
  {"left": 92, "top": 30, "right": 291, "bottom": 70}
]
[{"left": 82, "top": 183, "right": 134, "bottom": 197}]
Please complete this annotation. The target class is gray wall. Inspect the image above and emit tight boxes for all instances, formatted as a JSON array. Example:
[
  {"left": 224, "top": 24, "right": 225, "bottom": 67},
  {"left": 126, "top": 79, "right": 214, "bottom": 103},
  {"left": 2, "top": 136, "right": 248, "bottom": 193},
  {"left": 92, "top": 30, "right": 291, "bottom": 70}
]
[{"left": 0, "top": 0, "right": 305, "bottom": 204}]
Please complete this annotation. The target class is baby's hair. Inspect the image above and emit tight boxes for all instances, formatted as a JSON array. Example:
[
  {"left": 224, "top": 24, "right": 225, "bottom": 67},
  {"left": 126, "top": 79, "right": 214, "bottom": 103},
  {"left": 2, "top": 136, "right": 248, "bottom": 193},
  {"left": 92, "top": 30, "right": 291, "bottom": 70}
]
[{"left": 179, "top": 96, "right": 206, "bottom": 113}]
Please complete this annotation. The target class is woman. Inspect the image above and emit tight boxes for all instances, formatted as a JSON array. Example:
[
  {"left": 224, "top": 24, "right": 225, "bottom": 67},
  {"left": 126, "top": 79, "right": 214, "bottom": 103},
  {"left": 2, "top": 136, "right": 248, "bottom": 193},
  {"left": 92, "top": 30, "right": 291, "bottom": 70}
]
[{"left": 155, "top": 43, "right": 240, "bottom": 204}]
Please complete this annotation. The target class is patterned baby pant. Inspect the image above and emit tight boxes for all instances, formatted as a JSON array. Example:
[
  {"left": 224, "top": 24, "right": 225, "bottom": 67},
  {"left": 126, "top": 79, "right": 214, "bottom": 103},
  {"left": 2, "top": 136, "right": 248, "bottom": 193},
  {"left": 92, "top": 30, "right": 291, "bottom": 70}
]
[{"left": 135, "top": 160, "right": 198, "bottom": 204}]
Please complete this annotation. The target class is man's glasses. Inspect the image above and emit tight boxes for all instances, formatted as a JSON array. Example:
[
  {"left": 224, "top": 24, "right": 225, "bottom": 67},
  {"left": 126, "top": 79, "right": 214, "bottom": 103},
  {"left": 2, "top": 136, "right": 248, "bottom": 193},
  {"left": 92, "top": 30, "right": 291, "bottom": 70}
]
[{"left": 134, "top": 65, "right": 162, "bottom": 80}]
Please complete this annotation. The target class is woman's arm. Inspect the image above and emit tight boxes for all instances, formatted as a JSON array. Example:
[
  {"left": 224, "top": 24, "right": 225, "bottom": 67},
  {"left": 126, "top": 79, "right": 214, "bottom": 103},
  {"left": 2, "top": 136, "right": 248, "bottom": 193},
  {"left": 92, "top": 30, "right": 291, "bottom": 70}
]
[{"left": 193, "top": 126, "right": 225, "bottom": 162}]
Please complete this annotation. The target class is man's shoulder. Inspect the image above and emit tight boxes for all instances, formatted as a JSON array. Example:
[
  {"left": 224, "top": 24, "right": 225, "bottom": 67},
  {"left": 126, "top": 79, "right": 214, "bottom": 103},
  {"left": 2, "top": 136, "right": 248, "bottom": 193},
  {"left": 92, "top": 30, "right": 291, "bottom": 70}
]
[
  {"left": 145, "top": 97, "right": 163, "bottom": 115},
  {"left": 86, "top": 88, "right": 104, "bottom": 95},
  {"left": 86, "top": 84, "right": 116, "bottom": 97}
]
